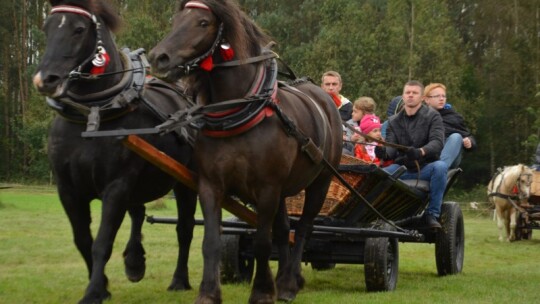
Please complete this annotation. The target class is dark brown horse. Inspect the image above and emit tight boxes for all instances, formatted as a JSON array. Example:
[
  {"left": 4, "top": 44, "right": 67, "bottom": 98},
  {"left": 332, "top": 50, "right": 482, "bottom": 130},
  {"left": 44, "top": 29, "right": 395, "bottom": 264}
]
[
  {"left": 149, "top": 0, "right": 342, "bottom": 303},
  {"left": 32, "top": 1, "right": 197, "bottom": 303}
]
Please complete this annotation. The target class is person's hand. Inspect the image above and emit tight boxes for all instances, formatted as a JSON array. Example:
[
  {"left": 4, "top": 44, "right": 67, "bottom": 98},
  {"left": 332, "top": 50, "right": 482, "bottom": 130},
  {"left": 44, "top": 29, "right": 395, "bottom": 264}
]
[
  {"left": 406, "top": 147, "right": 422, "bottom": 161},
  {"left": 375, "top": 146, "right": 386, "bottom": 159},
  {"left": 463, "top": 137, "right": 472, "bottom": 149}
]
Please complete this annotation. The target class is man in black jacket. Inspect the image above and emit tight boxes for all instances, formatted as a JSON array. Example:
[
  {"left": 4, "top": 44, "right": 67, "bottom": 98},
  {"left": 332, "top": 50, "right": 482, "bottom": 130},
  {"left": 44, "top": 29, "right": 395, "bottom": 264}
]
[
  {"left": 376, "top": 80, "right": 448, "bottom": 229},
  {"left": 424, "top": 83, "right": 476, "bottom": 169}
]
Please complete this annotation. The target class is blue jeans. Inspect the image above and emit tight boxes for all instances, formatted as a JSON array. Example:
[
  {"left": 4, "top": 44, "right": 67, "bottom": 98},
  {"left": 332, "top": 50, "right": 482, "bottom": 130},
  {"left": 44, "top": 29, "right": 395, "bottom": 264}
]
[
  {"left": 383, "top": 160, "right": 448, "bottom": 217},
  {"left": 440, "top": 133, "right": 463, "bottom": 169}
]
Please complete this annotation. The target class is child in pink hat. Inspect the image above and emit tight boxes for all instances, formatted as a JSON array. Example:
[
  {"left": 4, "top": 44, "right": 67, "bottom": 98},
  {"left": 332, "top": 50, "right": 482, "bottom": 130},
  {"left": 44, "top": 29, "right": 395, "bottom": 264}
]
[{"left": 354, "top": 114, "right": 388, "bottom": 166}]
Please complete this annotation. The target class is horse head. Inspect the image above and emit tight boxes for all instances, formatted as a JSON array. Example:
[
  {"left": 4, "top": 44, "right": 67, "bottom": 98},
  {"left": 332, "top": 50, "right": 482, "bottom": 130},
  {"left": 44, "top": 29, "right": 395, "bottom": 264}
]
[
  {"left": 149, "top": 0, "right": 270, "bottom": 84},
  {"left": 516, "top": 164, "right": 533, "bottom": 200},
  {"left": 33, "top": 0, "right": 121, "bottom": 97}
]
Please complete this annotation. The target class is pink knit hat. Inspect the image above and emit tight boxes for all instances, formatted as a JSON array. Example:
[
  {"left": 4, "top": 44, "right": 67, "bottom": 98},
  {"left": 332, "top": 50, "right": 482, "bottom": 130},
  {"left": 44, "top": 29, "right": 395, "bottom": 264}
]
[{"left": 360, "top": 114, "right": 381, "bottom": 134}]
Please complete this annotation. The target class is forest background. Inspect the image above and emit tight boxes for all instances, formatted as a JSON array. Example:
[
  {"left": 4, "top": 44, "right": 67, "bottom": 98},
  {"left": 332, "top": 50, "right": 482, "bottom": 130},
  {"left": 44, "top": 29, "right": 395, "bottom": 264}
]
[{"left": 1, "top": 0, "right": 540, "bottom": 189}]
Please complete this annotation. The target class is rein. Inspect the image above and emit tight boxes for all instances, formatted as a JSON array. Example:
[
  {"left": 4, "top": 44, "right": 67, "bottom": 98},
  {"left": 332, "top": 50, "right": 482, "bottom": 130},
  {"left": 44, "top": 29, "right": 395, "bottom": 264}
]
[
  {"left": 342, "top": 122, "right": 408, "bottom": 151},
  {"left": 343, "top": 122, "right": 421, "bottom": 183}
]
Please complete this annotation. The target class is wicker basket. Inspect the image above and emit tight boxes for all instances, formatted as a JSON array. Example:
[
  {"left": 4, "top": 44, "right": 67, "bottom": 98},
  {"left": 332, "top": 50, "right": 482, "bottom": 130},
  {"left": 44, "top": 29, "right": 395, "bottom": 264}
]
[{"left": 285, "top": 155, "right": 369, "bottom": 216}]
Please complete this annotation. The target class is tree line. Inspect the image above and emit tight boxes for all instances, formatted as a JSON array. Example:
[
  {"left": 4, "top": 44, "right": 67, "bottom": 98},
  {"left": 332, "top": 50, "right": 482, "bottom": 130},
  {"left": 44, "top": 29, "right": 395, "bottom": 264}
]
[{"left": 1, "top": 0, "right": 539, "bottom": 188}]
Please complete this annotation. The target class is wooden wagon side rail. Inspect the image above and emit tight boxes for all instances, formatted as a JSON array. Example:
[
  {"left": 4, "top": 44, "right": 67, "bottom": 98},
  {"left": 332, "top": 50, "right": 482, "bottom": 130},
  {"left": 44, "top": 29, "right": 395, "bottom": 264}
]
[{"left": 123, "top": 135, "right": 257, "bottom": 227}]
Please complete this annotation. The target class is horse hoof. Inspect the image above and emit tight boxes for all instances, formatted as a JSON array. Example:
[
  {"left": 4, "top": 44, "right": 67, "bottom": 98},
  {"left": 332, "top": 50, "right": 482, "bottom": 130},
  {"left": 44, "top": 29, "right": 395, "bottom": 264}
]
[
  {"left": 195, "top": 295, "right": 221, "bottom": 304},
  {"left": 167, "top": 277, "right": 192, "bottom": 291},
  {"left": 277, "top": 291, "right": 296, "bottom": 303},
  {"left": 124, "top": 252, "right": 146, "bottom": 282},
  {"left": 249, "top": 294, "right": 276, "bottom": 304},
  {"left": 78, "top": 290, "right": 111, "bottom": 304}
]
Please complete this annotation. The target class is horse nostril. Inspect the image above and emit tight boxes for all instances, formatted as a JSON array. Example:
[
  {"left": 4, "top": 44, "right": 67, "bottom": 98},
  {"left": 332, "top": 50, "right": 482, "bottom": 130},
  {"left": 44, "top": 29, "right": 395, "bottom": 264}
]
[
  {"left": 43, "top": 74, "right": 62, "bottom": 87},
  {"left": 154, "top": 53, "right": 170, "bottom": 70}
]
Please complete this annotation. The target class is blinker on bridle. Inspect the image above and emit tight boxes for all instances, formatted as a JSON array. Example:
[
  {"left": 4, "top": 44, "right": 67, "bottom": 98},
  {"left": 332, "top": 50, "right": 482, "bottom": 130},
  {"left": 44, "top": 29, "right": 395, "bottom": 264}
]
[{"left": 49, "top": 5, "right": 106, "bottom": 80}]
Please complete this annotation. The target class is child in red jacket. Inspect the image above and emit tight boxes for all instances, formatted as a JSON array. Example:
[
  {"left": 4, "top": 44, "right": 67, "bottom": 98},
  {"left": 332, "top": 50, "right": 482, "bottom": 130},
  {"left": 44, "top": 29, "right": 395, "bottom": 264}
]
[{"left": 354, "top": 114, "right": 390, "bottom": 166}]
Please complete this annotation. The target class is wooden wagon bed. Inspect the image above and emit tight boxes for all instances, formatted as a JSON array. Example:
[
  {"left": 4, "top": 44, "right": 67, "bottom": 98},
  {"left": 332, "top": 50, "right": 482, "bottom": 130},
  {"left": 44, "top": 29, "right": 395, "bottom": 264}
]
[{"left": 286, "top": 155, "right": 428, "bottom": 223}]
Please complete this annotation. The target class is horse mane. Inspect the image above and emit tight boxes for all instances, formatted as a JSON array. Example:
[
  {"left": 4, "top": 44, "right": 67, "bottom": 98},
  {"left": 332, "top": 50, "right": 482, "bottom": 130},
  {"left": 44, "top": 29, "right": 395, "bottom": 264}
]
[
  {"left": 49, "top": 0, "right": 121, "bottom": 32},
  {"left": 180, "top": 0, "right": 272, "bottom": 60}
]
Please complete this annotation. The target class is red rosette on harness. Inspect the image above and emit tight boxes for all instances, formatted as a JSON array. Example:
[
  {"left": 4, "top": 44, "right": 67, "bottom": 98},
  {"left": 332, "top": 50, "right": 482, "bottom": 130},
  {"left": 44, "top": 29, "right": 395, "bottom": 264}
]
[{"left": 90, "top": 46, "right": 110, "bottom": 75}]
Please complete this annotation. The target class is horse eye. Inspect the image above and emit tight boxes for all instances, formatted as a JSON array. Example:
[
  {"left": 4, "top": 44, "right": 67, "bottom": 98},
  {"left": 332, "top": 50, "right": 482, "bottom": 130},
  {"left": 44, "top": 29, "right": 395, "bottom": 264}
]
[
  {"left": 200, "top": 20, "right": 209, "bottom": 27},
  {"left": 74, "top": 27, "right": 85, "bottom": 35}
]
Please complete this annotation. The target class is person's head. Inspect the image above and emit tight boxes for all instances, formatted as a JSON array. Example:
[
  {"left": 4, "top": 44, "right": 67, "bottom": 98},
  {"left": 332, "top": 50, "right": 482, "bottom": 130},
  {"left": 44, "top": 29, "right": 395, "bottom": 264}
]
[
  {"left": 321, "top": 71, "right": 343, "bottom": 95},
  {"left": 351, "top": 96, "right": 376, "bottom": 122},
  {"left": 402, "top": 80, "right": 424, "bottom": 111},
  {"left": 360, "top": 114, "right": 382, "bottom": 141},
  {"left": 424, "top": 83, "right": 447, "bottom": 110}
]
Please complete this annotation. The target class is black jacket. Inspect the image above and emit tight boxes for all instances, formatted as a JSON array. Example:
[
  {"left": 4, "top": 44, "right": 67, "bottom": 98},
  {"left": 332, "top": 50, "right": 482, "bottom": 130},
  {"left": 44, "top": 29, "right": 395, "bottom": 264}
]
[
  {"left": 386, "top": 104, "right": 444, "bottom": 168},
  {"left": 438, "top": 106, "right": 477, "bottom": 151}
]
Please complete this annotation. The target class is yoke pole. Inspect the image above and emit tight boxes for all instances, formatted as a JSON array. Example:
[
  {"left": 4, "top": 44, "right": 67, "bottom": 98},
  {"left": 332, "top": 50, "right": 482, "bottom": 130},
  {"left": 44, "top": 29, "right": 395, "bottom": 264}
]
[{"left": 123, "top": 135, "right": 258, "bottom": 227}]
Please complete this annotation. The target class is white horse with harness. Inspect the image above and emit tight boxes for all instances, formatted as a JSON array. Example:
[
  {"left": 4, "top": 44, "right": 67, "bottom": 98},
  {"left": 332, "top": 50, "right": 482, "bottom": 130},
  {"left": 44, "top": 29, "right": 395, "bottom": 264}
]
[{"left": 487, "top": 164, "right": 533, "bottom": 241}]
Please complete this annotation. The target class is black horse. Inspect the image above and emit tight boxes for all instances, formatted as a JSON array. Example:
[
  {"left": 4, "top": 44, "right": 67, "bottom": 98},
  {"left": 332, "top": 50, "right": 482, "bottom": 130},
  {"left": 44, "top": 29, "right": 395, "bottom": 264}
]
[
  {"left": 149, "top": 0, "right": 342, "bottom": 303},
  {"left": 32, "top": 1, "right": 197, "bottom": 303}
]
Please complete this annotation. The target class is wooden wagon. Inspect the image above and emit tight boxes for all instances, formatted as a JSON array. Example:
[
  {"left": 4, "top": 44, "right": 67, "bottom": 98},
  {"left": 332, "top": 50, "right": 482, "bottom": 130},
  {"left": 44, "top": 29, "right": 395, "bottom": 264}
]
[
  {"left": 84, "top": 134, "right": 464, "bottom": 292},
  {"left": 214, "top": 154, "right": 464, "bottom": 292}
]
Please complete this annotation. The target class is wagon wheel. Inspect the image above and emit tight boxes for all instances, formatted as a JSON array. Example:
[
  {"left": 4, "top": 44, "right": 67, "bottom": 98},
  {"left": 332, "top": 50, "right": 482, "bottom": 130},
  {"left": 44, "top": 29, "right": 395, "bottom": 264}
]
[
  {"left": 514, "top": 212, "right": 533, "bottom": 240},
  {"left": 220, "top": 234, "right": 254, "bottom": 284},
  {"left": 435, "top": 201, "right": 465, "bottom": 276},
  {"left": 364, "top": 223, "right": 399, "bottom": 292}
]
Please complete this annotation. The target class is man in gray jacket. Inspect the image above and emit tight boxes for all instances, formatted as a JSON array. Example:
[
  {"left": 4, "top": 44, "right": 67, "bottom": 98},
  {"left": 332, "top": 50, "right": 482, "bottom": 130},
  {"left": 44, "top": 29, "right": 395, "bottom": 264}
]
[{"left": 375, "top": 80, "right": 448, "bottom": 229}]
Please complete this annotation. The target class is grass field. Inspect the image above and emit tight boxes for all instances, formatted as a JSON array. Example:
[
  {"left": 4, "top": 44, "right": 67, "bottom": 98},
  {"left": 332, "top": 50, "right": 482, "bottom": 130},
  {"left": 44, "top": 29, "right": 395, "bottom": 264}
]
[{"left": 1, "top": 185, "right": 539, "bottom": 304}]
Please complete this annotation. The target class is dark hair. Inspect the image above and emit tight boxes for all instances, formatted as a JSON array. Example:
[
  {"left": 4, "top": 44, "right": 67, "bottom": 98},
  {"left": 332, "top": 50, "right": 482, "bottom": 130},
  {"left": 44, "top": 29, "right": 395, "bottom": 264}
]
[{"left": 404, "top": 80, "right": 424, "bottom": 93}]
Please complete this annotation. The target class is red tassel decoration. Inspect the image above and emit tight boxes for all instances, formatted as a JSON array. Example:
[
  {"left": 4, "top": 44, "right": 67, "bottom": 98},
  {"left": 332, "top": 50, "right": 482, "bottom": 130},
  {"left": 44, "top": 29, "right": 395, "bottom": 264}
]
[
  {"left": 200, "top": 55, "right": 213, "bottom": 71},
  {"left": 220, "top": 43, "right": 235, "bottom": 61},
  {"left": 90, "top": 47, "right": 110, "bottom": 75}
]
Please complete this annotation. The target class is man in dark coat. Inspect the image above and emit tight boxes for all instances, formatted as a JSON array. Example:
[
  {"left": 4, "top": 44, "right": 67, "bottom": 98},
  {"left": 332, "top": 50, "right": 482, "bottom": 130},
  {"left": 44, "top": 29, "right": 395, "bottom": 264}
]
[{"left": 376, "top": 81, "right": 447, "bottom": 229}]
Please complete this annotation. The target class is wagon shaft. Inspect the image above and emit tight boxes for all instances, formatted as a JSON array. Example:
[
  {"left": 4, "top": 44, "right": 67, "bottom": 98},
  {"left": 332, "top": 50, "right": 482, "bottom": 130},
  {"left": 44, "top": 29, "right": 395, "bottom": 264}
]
[{"left": 123, "top": 135, "right": 257, "bottom": 226}]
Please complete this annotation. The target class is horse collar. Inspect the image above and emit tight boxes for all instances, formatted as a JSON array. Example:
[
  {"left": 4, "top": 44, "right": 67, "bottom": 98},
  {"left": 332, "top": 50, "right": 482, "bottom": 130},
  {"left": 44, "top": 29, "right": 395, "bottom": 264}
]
[
  {"left": 47, "top": 48, "right": 148, "bottom": 129},
  {"left": 197, "top": 57, "right": 279, "bottom": 137}
]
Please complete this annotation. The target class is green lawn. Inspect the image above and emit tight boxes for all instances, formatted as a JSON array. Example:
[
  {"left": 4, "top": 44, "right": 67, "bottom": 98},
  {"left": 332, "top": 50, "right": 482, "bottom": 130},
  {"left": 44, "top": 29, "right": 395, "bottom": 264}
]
[{"left": 1, "top": 185, "right": 538, "bottom": 304}]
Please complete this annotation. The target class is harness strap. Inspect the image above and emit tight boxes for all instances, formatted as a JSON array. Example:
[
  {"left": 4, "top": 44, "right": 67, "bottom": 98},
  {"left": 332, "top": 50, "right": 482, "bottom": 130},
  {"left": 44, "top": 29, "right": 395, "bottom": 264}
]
[
  {"left": 488, "top": 192, "right": 519, "bottom": 200},
  {"left": 213, "top": 52, "right": 278, "bottom": 68}
]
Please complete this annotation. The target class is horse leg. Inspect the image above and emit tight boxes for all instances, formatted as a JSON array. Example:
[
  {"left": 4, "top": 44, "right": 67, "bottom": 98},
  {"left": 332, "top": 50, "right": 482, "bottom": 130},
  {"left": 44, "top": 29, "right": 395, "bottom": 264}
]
[
  {"left": 509, "top": 208, "right": 517, "bottom": 242},
  {"left": 196, "top": 182, "right": 223, "bottom": 304},
  {"left": 80, "top": 184, "right": 129, "bottom": 304},
  {"left": 123, "top": 204, "right": 146, "bottom": 282},
  {"left": 276, "top": 177, "right": 330, "bottom": 301},
  {"left": 249, "top": 187, "right": 281, "bottom": 304},
  {"left": 495, "top": 205, "right": 505, "bottom": 242},
  {"left": 168, "top": 183, "right": 197, "bottom": 291},
  {"left": 273, "top": 198, "right": 291, "bottom": 282},
  {"left": 503, "top": 209, "right": 512, "bottom": 242},
  {"left": 58, "top": 185, "right": 94, "bottom": 278}
]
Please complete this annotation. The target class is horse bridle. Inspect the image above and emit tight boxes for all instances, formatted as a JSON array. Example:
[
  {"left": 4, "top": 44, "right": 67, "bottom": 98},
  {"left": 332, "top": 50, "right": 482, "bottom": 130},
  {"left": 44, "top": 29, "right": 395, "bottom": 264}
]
[
  {"left": 516, "top": 170, "right": 533, "bottom": 200},
  {"left": 48, "top": 5, "right": 106, "bottom": 81}
]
